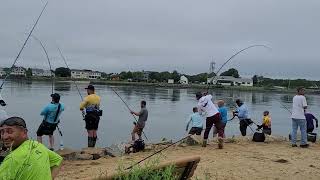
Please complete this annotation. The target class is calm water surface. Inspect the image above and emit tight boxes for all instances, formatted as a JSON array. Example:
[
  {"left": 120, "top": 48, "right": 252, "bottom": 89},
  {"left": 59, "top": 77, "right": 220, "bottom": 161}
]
[{"left": 1, "top": 80, "right": 320, "bottom": 149}]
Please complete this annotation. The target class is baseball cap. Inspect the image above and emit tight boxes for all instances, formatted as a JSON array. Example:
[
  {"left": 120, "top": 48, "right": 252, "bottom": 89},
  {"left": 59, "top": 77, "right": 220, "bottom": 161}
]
[
  {"left": 50, "top": 93, "right": 60, "bottom": 101},
  {"left": 85, "top": 85, "right": 95, "bottom": 90},
  {"left": 0, "top": 116, "right": 27, "bottom": 129}
]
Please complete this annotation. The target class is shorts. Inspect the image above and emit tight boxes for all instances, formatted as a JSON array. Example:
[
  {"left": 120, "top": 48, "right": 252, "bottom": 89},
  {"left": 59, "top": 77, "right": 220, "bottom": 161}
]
[
  {"left": 132, "top": 124, "right": 144, "bottom": 136},
  {"left": 188, "top": 127, "right": 202, "bottom": 135},
  {"left": 37, "top": 121, "right": 58, "bottom": 136},
  {"left": 85, "top": 113, "right": 100, "bottom": 130}
]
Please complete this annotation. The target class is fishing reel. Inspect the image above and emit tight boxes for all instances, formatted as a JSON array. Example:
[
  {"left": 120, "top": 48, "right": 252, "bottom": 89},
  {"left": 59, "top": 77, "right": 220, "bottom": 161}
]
[{"left": 0, "top": 94, "right": 6, "bottom": 107}]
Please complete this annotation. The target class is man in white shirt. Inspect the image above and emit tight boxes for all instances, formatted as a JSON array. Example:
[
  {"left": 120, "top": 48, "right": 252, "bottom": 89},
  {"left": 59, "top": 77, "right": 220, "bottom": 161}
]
[
  {"left": 196, "top": 92, "right": 224, "bottom": 149},
  {"left": 291, "top": 87, "right": 309, "bottom": 148}
]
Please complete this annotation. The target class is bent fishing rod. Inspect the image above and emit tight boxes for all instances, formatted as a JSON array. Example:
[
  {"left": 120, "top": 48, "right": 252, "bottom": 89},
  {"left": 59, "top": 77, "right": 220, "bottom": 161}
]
[
  {"left": 57, "top": 46, "right": 85, "bottom": 120},
  {"left": 207, "top": 44, "right": 271, "bottom": 92},
  {"left": 126, "top": 134, "right": 191, "bottom": 170},
  {"left": 0, "top": 1, "right": 49, "bottom": 91},
  {"left": 111, "top": 87, "right": 149, "bottom": 141},
  {"left": 30, "top": 35, "right": 64, "bottom": 138},
  {"left": 57, "top": 46, "right": 84, "bottom": 101}
]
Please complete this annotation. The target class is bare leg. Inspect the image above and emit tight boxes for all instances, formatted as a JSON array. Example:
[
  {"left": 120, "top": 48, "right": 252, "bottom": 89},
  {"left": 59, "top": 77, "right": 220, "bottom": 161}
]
[
  {"left": 49, "top": 135, "right": 54, "bottom": 149},
  {"left": 37, "top": 136, "right": 43, "bottom": 144}
]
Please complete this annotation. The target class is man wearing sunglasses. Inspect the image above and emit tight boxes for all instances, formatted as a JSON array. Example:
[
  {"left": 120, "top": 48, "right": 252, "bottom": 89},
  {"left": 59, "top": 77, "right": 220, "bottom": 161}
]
[{"left": 0, "top": 117, "right": 63, "bottom": 179}]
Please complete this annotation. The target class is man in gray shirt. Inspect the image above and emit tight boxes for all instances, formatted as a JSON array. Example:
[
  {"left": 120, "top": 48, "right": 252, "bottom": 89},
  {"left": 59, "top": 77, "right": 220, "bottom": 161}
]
[{"left": 130, "top": 100, "right": 148, "bottom": 141}]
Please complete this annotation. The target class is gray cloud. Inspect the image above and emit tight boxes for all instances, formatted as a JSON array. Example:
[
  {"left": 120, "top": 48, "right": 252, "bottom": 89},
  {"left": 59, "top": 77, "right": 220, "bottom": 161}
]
[{"left": 1, "top": 0, "right": 320, "bottom": 79}]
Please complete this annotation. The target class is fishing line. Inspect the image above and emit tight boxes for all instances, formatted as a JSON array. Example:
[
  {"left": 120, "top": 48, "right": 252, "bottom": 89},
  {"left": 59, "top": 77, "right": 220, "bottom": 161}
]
[
  {"left": 111, "top": 87, "right": 149, "bottom": 141},
  {"left": 125, "top": 134, "right": 191, "bottom": 170},
  {"left": 57, "top": 46, "right": 84, "bottom": 101},
  {"left": 30, "top": 35, "right": 64, "bottom": 148},
  {"left": 207, "top": 44, "right": 271, "bottom": 92},
  {"left": 0, "top": 1, "right": 49, "bottom": 91}
]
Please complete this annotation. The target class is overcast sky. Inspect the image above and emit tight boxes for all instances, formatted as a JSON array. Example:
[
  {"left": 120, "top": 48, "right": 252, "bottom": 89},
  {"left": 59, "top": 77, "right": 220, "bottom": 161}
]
[{"left": 0, "top": 0, "right": 320, "bottom": 79}]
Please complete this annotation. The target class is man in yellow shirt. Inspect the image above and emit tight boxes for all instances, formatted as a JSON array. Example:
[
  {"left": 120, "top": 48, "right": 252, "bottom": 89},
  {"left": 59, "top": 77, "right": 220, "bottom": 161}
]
[
  {"left": 80, "top": 85, "right": 101, "bottom": 147},
  {"left": 0, "top": 116, "right": 63, "bottom": 180}
]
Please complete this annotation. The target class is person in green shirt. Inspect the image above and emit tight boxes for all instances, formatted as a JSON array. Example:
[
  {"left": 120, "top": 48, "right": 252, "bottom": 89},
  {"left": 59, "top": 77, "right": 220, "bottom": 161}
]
[{"left": 0, "top": 116, "right": 63, "bottom": 180}]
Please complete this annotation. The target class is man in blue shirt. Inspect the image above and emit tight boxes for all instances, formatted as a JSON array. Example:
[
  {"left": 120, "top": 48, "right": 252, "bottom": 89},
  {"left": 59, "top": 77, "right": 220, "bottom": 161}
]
[
  {"left": 37, "top": 93, "right": 65, "bottom": 150},
  {"left": 305, "top": 112, "right": 318, "bottom": 133},
  {"left": 186, "top": 107, "right": 203, "bottom": 135},
  {"left": 234, "top": 99, "right": 253, "bottom": 136}
]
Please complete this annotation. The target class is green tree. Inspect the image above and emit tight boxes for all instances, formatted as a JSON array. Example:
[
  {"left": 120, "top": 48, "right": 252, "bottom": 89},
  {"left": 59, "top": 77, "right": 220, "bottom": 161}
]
[
  {"left": 171, "top": 70, "right": 180, "bottom": 83},
  {"left": 26, "top": 68, "right": 32, "bottom": 78},
  {"left": 220, "top": 68, "right": 239, "bottom": 78},
  {"left": 55, "top": 67, "right": 71, "bottom": 77}
]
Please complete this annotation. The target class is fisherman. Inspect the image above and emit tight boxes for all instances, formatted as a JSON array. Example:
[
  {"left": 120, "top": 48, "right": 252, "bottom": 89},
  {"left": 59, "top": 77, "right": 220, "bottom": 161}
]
[
  {"left": 196, "top": 92, "right": 224, "bottom": 148},
  {"left": 130, "top": 100, "right": 148, "bottom": 141},
  {"left": 0, "top": 116, "right": 63, "bottom": 179},
  {"left": 36, "top": 93, "right": 65, "bottom": 150},
  {"left": 291, "top": 87, "right": 309, "bottom": 148},
  {"left": 257, "top": 111, "right": 272, "bottom": 135},
  {"left": 305, "top": 111, "right": 318, "bottom": 133},
  {"left": 234, "top": 99, "right": 253, "bottom": 136},
  {"left": 80, "top": 85, "right": 102, "bottom": 148},
  {"left": 186, "top": 107, "right": 203, "bottom": 135}
]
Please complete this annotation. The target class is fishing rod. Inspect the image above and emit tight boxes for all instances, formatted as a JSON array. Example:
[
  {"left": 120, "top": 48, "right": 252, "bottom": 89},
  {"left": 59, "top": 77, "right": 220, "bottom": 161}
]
[
  {"left": 30, "top": 35, "right": 64, "bottom": 148},
  {"left": 207, "top": 44, "right": 271, "bottom": 91},
  {"left": 57, "top": 46, "right": 84, "bottom": 101},
  {"left": 111, "top": 87, "right": 149, "bottom": 141},
  {"left": 0, "top": 1, "right": 49, "bottom": 91},
  {"left": 29, "top": 35, "right": 54, "bottom": 93},
  {"left": 126, "top": 134, "right": 192, "bottom": 170}
]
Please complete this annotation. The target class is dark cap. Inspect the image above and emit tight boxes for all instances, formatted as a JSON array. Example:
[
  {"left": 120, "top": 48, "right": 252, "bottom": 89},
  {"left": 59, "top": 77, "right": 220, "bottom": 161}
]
[
  {"left": 85, "top": 85, "right": 95, "bottom": 90},
  {"left": 0, "top": 116, "right": 27, "bottom": 129},
  {"left": 196, "top": 92, "right": 203, "bottom": 99},
  {"left": 51, "top": 93, "right": 60, "bottom": 101}
]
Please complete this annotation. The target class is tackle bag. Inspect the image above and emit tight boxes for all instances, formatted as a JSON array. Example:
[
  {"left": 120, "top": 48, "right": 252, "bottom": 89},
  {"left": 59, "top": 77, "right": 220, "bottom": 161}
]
[{"left": 253, "top": 131, "right": 265, "bottom": 142}]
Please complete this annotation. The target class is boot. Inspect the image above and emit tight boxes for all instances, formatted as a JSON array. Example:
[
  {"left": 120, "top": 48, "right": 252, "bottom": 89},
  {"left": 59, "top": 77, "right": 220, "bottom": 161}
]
[
  {"left": 202, "top": 139, "right": 207, "bottom": 147},
  {"left": 218, "top": 137, "right": 224, "bottom": 149},
  {"left": 92, "top": 137, "right": 97, "bottom": 148},
  {"left": 88, "top": 137, "right": 94, "bottom": 147}
]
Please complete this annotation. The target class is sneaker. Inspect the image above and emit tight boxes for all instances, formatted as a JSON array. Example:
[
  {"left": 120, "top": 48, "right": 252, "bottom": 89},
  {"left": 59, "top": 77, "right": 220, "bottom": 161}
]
[
  {"left": 291, "top": 144, "right": 298, "bottom": 147},
  {"left": 202, "top": 140, "right": 207, "bottom": 147},
  {"left": 300, "top": 144, "right": 309, "bottom": 148}
]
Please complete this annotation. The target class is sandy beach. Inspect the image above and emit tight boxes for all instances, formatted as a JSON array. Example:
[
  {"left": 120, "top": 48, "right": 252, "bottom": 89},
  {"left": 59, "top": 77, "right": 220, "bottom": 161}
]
[{"left": 55, "top": 136, "right": 320, "bottom": 180}]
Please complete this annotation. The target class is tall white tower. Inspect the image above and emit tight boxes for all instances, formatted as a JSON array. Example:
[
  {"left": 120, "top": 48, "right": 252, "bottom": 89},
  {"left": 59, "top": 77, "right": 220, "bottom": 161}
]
[{"left": 209, "top": 61, "right": 216, "bottom": 74}]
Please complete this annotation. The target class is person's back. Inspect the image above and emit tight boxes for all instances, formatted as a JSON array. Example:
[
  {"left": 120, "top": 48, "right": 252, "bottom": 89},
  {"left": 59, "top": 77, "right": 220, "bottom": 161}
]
[
  {"left": 41, "top": 103, "right": 65, "bottom": 124},
  {"left": 138, "top": 107, "right": 148, "bottom": 127},
  {"left": 292, "top": 95, "right": 307, "bottom": 120},
  {"left": 0, "top": 140, "right": 62, "bottom": 180},
  {"left": 236, "top": 104, "right": 249, "bottom": 120},
  {"left": 197, "top": 94, "right": 219, "bottom": 117},
  {"left": 218, "top": 106, "right": 228, "bottom": 124}
]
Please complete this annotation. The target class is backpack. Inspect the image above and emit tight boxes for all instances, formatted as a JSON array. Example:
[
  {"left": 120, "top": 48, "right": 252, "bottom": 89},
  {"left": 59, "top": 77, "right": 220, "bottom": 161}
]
[{"left": 132, "top": 139, "right": 145, "bottom": 153}]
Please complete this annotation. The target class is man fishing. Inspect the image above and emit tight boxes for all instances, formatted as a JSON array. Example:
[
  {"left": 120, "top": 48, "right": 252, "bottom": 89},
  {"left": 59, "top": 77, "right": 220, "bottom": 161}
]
[
  {"left": 37, "top": 93, "right": 65, "bottom": 150},
  {"left": 80, "top": 85, "right": 101, "bottom": 147},
  {"left": 130, "top": 100, "right": 148, "bottom": 141},
  {"left": 196, "top": 92, "right": 224, "bottom": 148},
  {"left": 0, "top": 116, "right": 63, "bottom": 179},
  {"left": 291, "top": 87, "right": 309, "bottom": 148},
  {"left": 234, "top": 99, "right": 253, "bottom": 136}
]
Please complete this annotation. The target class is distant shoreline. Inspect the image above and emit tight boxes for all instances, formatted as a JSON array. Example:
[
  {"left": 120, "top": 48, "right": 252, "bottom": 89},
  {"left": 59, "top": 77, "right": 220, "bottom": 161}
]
[{"left": 1, "top": 77, "right": 320, "bottom": 94}]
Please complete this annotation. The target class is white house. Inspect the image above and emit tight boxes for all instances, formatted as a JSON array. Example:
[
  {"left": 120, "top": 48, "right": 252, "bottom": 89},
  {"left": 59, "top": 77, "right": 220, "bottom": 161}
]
[
  {"left": 179, "top": 75, "right": 188, "bottom": 84},
  {"left": 32, "top": 68, "right": 53, "bottom": 77},
  {"left": 10, "top": 66, "right": 26, "bottom": 77},
  {"left": 71, "top": 69, "right": 101, "bottom": 79},
  {"left": 168, "top": 79, "right": 174, "bottom": 84},
  {"left": 207, "top": 76, "right": 253, "bottom": 87}
]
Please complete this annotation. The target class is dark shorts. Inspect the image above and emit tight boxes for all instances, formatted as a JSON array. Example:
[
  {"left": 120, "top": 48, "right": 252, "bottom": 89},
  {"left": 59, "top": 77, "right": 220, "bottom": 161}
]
[
  {"left": 85, "top": 113, "right": 100, "bottom": 130},
  {"left": 188, "top": 127, "right": 203, "bottom": 135},
  {"left": 37, "top": 121, "right": 58, "bottom": 136}
]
